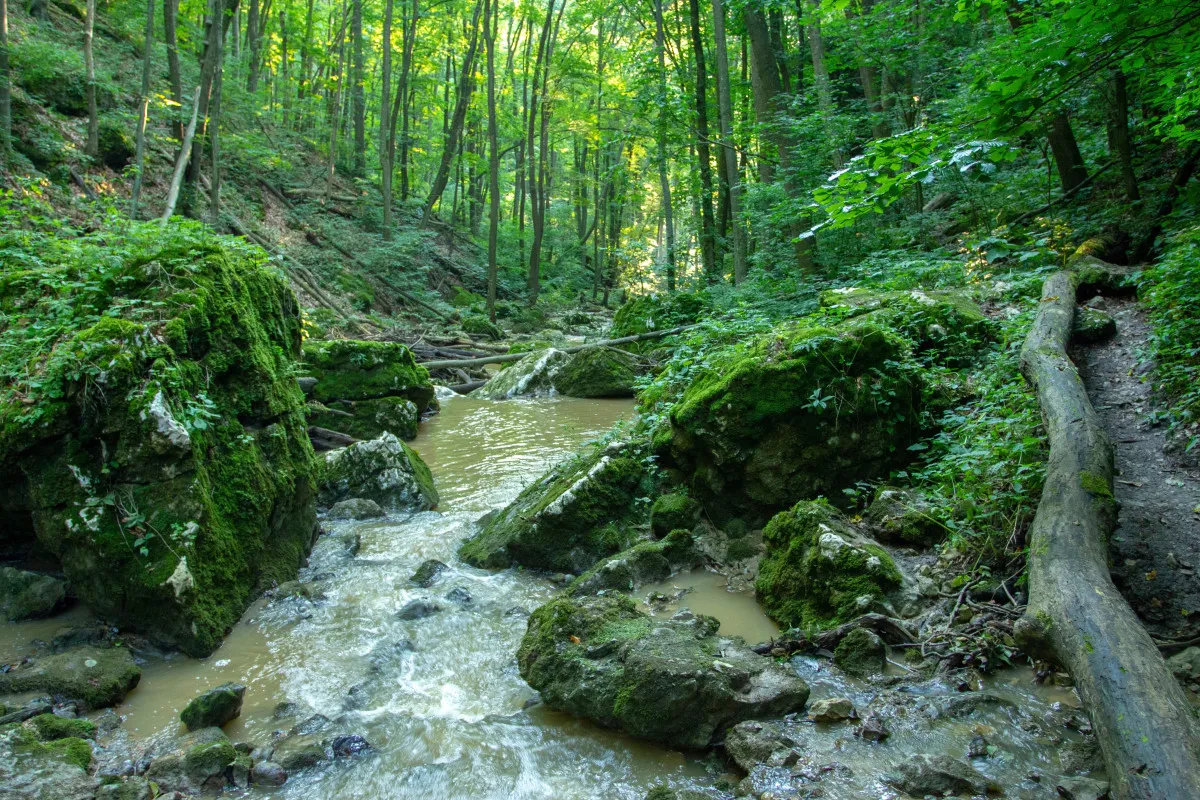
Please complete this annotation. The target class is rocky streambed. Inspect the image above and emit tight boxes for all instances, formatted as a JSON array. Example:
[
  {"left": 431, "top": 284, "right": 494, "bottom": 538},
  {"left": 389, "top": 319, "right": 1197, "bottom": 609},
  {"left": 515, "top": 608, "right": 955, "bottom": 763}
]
[{"left": 2, "top": 394, "right": 1114, "bottom": 799}]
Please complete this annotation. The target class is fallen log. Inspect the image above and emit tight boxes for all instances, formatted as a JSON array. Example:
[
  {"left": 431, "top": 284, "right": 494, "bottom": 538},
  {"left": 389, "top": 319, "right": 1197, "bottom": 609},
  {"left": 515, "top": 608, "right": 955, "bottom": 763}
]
[
  {"left": 308, "top": 426, "right": 357, "bottom": 451},
  {"left": 418, "top": 324, "right": 696, "bottom": 370},
  {"left": 448, "top": 380, "right": 487, "bottom": 394},
  {"left": 1014, "top": 269, "right": 1200, "bottom": 799}
]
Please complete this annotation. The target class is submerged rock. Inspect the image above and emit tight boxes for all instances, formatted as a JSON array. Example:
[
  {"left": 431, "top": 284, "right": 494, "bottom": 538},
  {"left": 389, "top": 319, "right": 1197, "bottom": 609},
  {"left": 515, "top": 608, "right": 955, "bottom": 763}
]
[
  {"left": 567, "top": 529, "right": 700, "bottom": 596},
  {"left": 475, "top": 348, "right": 571, "bottom": 399},
  {"left": 887, "top": 753, "right": 992, "bottom": 797},
  {"left": 0, "top": 646, "right": 140, "bottom": 709},
  {"left": 327, "top": 497, "right": 386, "bottom": 520},
  {"left": 0, "top": 566, "right": 66, "bottom": 620},
  {"left": 396, "top": 599, "right": 442, "bottom": 620},
  {"left": 458, "top": 441, "right": 646, "bottom": 573},
  {"left": 409, "top": 558, "right": 448, "bottom": 588},
  {"left": 271, "top": 734, "right": 327, "bottom": 771},
  {"left": 250, "top": 760, "right": 288, "bottom": 786},
  {"left": 144, "top": 727, "right": 237, "bottom": 795},
  {"left": 832, "top": 628, "right": 887, "bottom": 677},
  {"left": 756, "top": 501, "right": 903, "bottom": 631},
  {"left": 317, "top": 433, "right": 438, "bottom": 512},
  {"left": 654, "top": 318, "right": 922, "bottom": 523},
  {"left": 551, "top": 347, "right": 641, "bottom": 398},
  {"left": 0, "top": 233, "right": 319, "bottom": 657},
  {"left": 517, "top": 595, "right": 809, "bottom": 749},
  {"left": 302, "top": 339, "right": 434, "bottom": 441},
  {"left": 180, "top": 683, "right": 246, "bottom": 731}
]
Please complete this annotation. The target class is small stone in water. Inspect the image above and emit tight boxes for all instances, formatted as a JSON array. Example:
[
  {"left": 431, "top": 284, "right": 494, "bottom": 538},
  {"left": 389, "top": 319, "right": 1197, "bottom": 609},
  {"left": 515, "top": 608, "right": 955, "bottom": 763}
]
[
  {"left": 396, "top": 599, "right": 442, "bottom": 620},
  {"left": 331, "top": 734, "right": 372, "bottom": 757},
  {"left": 857, "top": 712, "right": 890, "bottom": 742},
  {"left": 968, "top": 734, "right": 990, "bottom": 758},
  {"left": 808, "top": 697, "right": 855, "bottom": 723},
  {"left": 445, "top": 586, "right": 473, "bottom": 604}
]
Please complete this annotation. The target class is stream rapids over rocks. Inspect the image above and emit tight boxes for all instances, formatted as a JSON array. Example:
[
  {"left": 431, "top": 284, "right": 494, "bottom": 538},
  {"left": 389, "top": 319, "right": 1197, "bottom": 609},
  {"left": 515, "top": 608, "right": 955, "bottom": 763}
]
[{"left": 3, "top": 394, "right": 1106, "bottom": 799}]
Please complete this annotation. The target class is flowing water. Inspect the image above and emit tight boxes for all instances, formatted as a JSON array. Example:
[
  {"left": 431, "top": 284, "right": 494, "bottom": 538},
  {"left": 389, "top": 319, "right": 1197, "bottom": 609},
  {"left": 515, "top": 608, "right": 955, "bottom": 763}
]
[{"left": 4, "top": 394, "right": 1102, "bottom": 799}]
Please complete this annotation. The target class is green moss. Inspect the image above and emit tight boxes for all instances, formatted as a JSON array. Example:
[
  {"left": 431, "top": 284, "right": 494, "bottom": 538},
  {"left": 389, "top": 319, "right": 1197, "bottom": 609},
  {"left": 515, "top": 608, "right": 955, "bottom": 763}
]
[
  {"left": 551, "top": 347, "right": 640, "bottom": 398},
  {"left": 451, "top": 288, "right": 485, "bottom": 308},
  {"left": 307, "top": 396, "right": 420, "bottom": 441},
  {"left": 7, "top": 725, "right": 94, "bottom": 771},
  {"left": 610, "top": 292, "right": 709, "bottom": 342},
  {"left": 1080, "top": 471, "right": 1113, "bottom": 499},
  {"left": 26, "top": 714, "right": 97, "bottom": 741},
  {"left": 302, "top": 339, "right": 433, "bottom": 409},
  {"left": 0, "top": 646, "right": 141, "bottom": 709},
  {"left": 568, "top": 529, "right": 698, "bottom": 595},
  {"left": 649, "top": 493, "right": 700, "bottom": 538},
  {"left": 462, "top": 315, "right": 504, "bottom": 341},
  {"left": 334, "top": 271, "right": 376, "bottom": 312},
  {"left": 756, "top": 500, "right": 902, "bottom": 631},
  {"left": 832, "top": 627, "right": 886, "bottom": 677}
]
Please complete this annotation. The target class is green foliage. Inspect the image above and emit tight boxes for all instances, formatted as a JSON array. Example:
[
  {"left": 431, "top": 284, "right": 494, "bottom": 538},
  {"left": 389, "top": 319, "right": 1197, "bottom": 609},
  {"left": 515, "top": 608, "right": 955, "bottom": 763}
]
[{"left": 1143, "top": 224, "right": 1200, "bottom": 454}]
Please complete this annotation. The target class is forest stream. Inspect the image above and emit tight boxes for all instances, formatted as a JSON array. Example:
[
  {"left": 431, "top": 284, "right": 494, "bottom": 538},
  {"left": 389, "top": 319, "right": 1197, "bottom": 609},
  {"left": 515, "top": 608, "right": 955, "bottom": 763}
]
[{"left": 3, "top": 394, "right": 1104, "bottom": 799}]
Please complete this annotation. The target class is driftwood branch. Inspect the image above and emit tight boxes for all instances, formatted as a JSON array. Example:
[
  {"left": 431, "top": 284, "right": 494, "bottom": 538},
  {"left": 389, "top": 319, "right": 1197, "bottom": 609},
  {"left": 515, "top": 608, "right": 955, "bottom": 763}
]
[
  {"left": 1014, "top": 269, "right": 1200, "bottom": 799},
  {"left": 308, "top": 426, "right": 357, "bottom": 451},
  {"left": 418, "top": 325, "right": 697, "bottom": 370}
]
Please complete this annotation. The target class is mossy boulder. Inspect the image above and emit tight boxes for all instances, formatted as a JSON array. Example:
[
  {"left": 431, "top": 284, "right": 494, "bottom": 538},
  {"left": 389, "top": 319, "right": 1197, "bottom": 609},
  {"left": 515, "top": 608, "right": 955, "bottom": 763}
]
[
  {"left": 0, "top": 226, "right": 319, "bottom": 657},
  {"left": 756, "top": 501, "right": 903, "bottom": 631},
  {"left": 317, "top": 433, "right": 438, "bottom": 512},
  {"left": 863, "top": 486, "right": 945, "bottom": 547},
  {"left": 458, "top": 441, "right": 646, "bottom": 573},
  {"left": 517, "top": 594, "right": 809, "bottom": 749},
  {"left": 0, "top": 646, "right": 140, "bottom": 709},
  {"left": 180, "top": 682, "right": 246, "bottom": 731},
  {"left": 567, "top": 529, "right": 701, "bottom": 596},
  {"left": 144, "top": 727, "right": 237, "bottom": 795},
  {"left": 326, "top": 497, "right": 385, "bottom": 520},
  {"left": 655, "top": 319, "right": 922, "bottom": 523},
  {"left": 818, "top": 287, "right": 993, "bottom": 365},
  {"left": 0, "top": 566, "right": 66, "bottom": 620},
  {"left": 301, "top": 339, "right": 433, "bottom": 440},
  {"left": 832, "top": 627, "right": 887, "bottom": 677},
  {"left": 0, "top": 722, "right": 97, "bottom": 799},
  {"left": 462, "top": 315, "right": 504, "bottom": 341},
  {"left": 24, "top": 713, "right": 96, "bottom": 742},
  {"left": 610, "top": 291, "right": 709, "bottom": 341},
  {"left": 649, "top": 493, "right": 701, "bottom": 538},
  {"left": 1073, "top": 307, "right": 1117, "bottom": 344},
  {"left": 551, "top": 347, "right": 640, "bottom": 398},
  {"left": 476, "top": 348, "right": 570, "bottom": 399}
]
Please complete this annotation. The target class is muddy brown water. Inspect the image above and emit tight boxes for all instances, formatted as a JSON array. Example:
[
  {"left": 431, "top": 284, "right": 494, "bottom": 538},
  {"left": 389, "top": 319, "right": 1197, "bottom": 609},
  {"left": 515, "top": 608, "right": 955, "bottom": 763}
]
[{"left": 3, "top": 395, "right": 1101, "bottom": 799}]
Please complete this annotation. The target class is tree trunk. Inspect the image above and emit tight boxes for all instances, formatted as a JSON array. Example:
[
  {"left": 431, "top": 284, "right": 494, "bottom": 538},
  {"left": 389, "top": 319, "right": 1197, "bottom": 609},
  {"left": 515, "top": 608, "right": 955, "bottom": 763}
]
[
  {"left": 688, "top": 0, "right": 717, "bottom": 282},
  {"left": 743, "top": 7, "right": 780, "bottom": 184},
  {"left": 807, "top": 0, "right": 841, "bottom": 168},
  {"left": 299, "top": 0, "right": 314, "bottom": 103},
  {"left": 130, "top": 0, "right": 155, "bottom": 217},
  {"left": 485, "top": 0, "right": 499, "bottom": 320},
  {"left": 1015, "top": 269, "right": 1200, "bottom": 800},
  {"left": 420, "top": 0, "right": 484, "bottom": 224},
  {"left": 245, "top": 0, "right": 260, "bottom": 91},
  {"left": 768, "top": 8, "right": 791, "bottom": 94},
  {"left": 161, "top": 88, "right": 202, "bottom": 221},
  {"left": 380, "top": 0, "right": 394, "bottom": 239},
  {"left": 711, "top": 0, "right": 746, "bottom": 282},
  {"left": 326, "top": 0, "right": 348, "bottom": 192},
  {"left": 1109, "top": 72, "right": 1138, "bottom": 202},
  {"left": 525, "top": 0, "right": 562, "bottom": 304},
  {"left": 208, "top": 0, "right": 224, "bottom": 225},
  {"left": 351, "top": 0, "right": 365, "bottom": 176},
  {"left": 653, "top": 0, "right": 676, "bottom": 291},
  {"left": 1048, "top": 110, "right": 1088, "bottom": 193},
  {"left": 0, "top": 0, "right": 12, "bottom": 157},
  {"left": 398, "top": 0, "right": 418, "bottom": 200},
  {"left": 84, "top": 0, "right": 98, "bottom": 158}
]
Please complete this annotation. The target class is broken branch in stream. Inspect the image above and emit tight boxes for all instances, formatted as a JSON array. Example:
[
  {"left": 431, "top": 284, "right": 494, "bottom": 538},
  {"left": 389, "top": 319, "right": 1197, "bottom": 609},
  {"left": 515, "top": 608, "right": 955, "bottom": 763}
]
[{"left": 418, "top": 325, "right": 698, "bottom": 370}]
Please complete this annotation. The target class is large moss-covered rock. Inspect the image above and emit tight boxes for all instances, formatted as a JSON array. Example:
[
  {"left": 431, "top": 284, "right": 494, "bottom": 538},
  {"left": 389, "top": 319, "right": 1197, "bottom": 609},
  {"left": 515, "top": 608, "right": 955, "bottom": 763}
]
[
  {"left": 818, "top": 287, "right": 993, "bottom": 365},
  {"left": 458, "top": 441, "right": 644, "bottom": 573},
  {"left": 0, "top": 225, "right": 317, "bottom": 657},
  {"left": 567, "top": 529, "right": 701, "bottom": 596},
  {"left": 756, "top": 501, "right": 903, "bottom": 631},
  {"left": 551, "top": 347, "right": 640, "bottom": 398},
  {"left": 462, "top": 315, "right": 504, "bottom": 341},
  {"left": 476, "top": 348, "right": 571, "bottom": 399},
  {"left": 0, "top": 567, "right": 65, "bottom": 620},
  {"left": 649, "top": 493, "right": 701, "bottom": 538},
  {"left": 0, "top": 722, "right": 97, "bottom": 800},
  {"left": 0, "top": 646, "right": 140, "bottom": 709},
  {"left": 301, "top": 339, "right": 433, "bottom": 440},
  {"left": 180, "top": 682, "right": 246, "bottom": 731},
  {"left": 655, "top": 319, "right": 922, "bottom": 522},
  {"left": 317, "top": 433, "right": 438, "bottom": 511},
  {"left": 610, "top": 291, "right": 709, "bottom": 340},
  {"left": 144, "top": 727, "right": 237, "bottom": 795},
  {"left": 517, "top": 595, "right": 809, "bottom": 749}
]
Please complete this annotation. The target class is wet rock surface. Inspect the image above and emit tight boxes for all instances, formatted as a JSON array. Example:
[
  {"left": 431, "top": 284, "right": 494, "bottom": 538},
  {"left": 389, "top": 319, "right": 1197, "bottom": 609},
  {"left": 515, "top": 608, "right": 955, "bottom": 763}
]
[
  {"left": 180, "top": 682, "right": 246, "bottom": 731},
  {"left": 517, "top": 595, "right": 809, "bottom": 749},
  {"left": 317, "top": 433, "right": 439, "bottom": 512},
  {"left": 0, "top": 566, "right": 67, "bottom": 621},
  {"left": 0, "top": 646, "right": 140, "bottom": 709}
]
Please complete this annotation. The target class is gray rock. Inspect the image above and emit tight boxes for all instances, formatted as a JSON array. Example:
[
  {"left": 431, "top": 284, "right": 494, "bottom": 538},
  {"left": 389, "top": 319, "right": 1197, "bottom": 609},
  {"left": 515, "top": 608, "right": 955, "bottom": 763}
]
[
  {"left": 327, "top": 498, "right": 386, "bottom": 520},
  {"left": 723, "top": 720, "right": 804, "bottom": 771},
  {"left": 180, "top": 683, "right": 246, "bottom": 731},
  {"left": 144, "top": 727, "right": 236, "bottom": 795},
  {"left": 0, "top": 567, "right": 66, "bottom": 621},
  {"left": 289, "top": 714, "right": 331, "bottom": 736},
  {"left": 1073, "top": 307, "right": 1117, "bottom": 344},
  {"left": 272, "top": 734, "right": 327, "bottom": 772},
  {"left": 832, "top": 628, "right": 886, "bottom": 678},
  {"left": 275, "top": 580, "right": 326, "bottom": 600},
  {"left": 888, "top": 753, "right": 990, "bottom": 797},
  {"left": 331, "top": 734, "right": 372, "bottom": 757},
  {"left": 318, "top": 433, "right": 438, "bottom": 512},
  {"left": 1056, "top": 775, "right": 1111, "bottom": 800},
  {"left": 250, "top": 760, "right": 288, "bottom": 786},
  {"left": 475, "top": 349, "right": 571, "bottom": 399},
  {"left": 856, "top": 711, "right": 890, "bottom": 741},
  {"left": 517, "top": 594, "right": 809, "bottom": 749},
  {"left": 397, "top": 599, "right": 442, "bottom": 620},
  {"left": 808, "top": 697, "right": 855, "bottom": 723},
  {"left": 0, "top": 722, "right": 98, "bottom": 800},
  {"left": 95, "top": 776, "right": 152, "bottom": 800},
  {"left": 0, "top": 646, "right": 140, "bottom": 710},
  {"left": 863, "top": 487, "right": 944, "bottom": 547},
  {"left": 445, "top": 586, "right": 473, "bottom": 604}
]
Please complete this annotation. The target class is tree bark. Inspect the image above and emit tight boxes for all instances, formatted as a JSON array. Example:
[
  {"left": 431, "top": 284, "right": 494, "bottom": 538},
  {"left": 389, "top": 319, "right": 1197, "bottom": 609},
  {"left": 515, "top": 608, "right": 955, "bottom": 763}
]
[
  {"left": 1015, "top": 269, "right": 1200, "bottom": 800},
  {"left": 1048, "top": 110, "right": 1088, "bottom": 193},
  {"left": 653, "top": 0, "right": 676, "bottom": 291},
  {"left": 485, "top": 0, "right": 499, "bottom": 320},
  {"left": 711, "top": 0, "right": 746, "bottom": 282},
  {"left": 130, "top": 0, "right": 155, "bottom": 216},
  {"left": 421, "top": 0, "right": 484, "bottom": 224},
  {"left": 1108, "top": 72, "right": 1138, "bottom": 202},
  {"left": 688, "top": 0, "right": 717, "bottom": 282},
  {"left": 0, "top": 0, "right": 12, "bottom": 157},
  {"left": 351, "top": 0, "right": 365, "bottom": 176},
  {"left": 84, "top": 0, "right": 98, "bottom": 158},
  {"left": 161, "top": 88, "right": 202, "bottom": 221},
  {"left": 380, "top": 0, "right": 394, "bottom": 239},
  {"left": 164, "top": 0, "right": 184, "bottom": 139},
  {"left": 743, "top": 6, "right": 780, "bottom": 184},
  {"left": 397, "top": 0, "right": 418, "bottom": 200},
  {"left": 208, "top": 0, "right": 224, "bottom": 225},
  {"left": 245, "top": 0, "right": 260, "bottom": 92},
  {"left": 807, "top": 0, "right": 841, "bottom": 169}
]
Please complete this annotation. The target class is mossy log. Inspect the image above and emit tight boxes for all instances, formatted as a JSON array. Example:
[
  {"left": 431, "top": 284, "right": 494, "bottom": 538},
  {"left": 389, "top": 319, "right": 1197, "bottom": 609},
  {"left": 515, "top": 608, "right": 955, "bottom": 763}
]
[{"left": 1015, "top": 269, "right": 1200, "bottom": 799}]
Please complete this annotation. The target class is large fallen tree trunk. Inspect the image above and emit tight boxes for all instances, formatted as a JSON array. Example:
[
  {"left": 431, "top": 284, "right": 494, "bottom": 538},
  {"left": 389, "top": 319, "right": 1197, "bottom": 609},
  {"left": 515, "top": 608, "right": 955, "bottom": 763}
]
[
  {"left": 418, "top": 325, "right": 697, "bottom": 370},
  {"left": 1014, "top": 269, "right": 1200, "bottom": 799}
]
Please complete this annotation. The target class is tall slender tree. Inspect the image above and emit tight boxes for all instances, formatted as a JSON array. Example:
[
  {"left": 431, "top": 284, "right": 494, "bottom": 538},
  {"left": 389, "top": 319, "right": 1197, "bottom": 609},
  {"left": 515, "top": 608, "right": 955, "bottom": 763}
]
[
  {"left": 84, "top": 0, "right": 98, "bottom": 158},
  {"left": 484, "top": 0, "right": 500, "bottom": 320},
  {"left": 380, "top": 0, "right": 395, "bottom": 238},
  {"left": 711, "top": 0, "right": 746, "bottom": 281}
]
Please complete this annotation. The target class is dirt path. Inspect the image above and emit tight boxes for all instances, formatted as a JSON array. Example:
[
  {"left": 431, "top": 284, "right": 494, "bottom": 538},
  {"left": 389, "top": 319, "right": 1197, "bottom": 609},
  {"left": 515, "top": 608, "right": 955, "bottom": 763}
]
[{"left": 1076, "top": 297, "right": 1200, "bottom": 642}]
